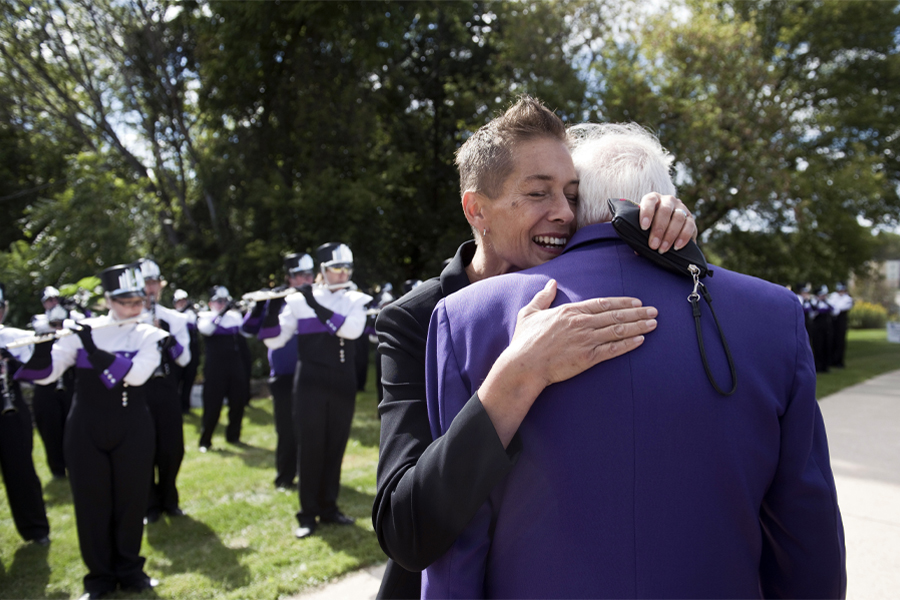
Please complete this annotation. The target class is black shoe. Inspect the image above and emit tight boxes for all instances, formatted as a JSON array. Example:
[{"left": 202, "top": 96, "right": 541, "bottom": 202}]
[
  {"left": 121, "top": 577, "right": 159, "bottom": 593},
  {"left": 320, "top": 511, "right": 354, "bottom": 526},
  {"left": 144, "top": 509, "right": 161, "bottom": 525},
  {"left": 294, "top": 523, "right": 316, "bottom": 539},
  {"left": 165, "top": 507, "right": 186, "bottom": 517},
  {"left": 274, "top": 480, "right": 297, "bottom": 490},
  {"left": 30, "top": 535, "right": 51, "bottom": 546},
  {"left": 77, "top": 591, "right": 106, "bottom": 600}
]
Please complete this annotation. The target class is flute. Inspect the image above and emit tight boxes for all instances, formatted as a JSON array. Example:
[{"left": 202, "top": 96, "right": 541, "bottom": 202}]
[
  {"left": 240, "top": 281, "right": 355, "bottom": 304},
  {"left": 2, "top": 315, "right": 145, "bottom": 350},
  {"left": 241, "top": 289, "right": 298, "bottom": 303}
]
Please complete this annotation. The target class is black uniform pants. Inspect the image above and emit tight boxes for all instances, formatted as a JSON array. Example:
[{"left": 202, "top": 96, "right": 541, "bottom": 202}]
[
  {"left": 146, "top": 370, "right": 184, "bottom": 513},
  {"left": 0, "top": 391, "right": 50, "bottom": 542},
  {"left": 269, "top": 374, "right": 297, "bottom": 488},
  {"left": 178, "top": 353, "right": 199, "bottom": 413},
  {"left": 355, "top": 336, "right": 369, "bottom": 391},
  {"left": 811, "top": 314, "right": 833, "bottom": 372},
  {"left": 65, "top": 383, "right": 154, "bottom": 595},
  {"left": 831, "top": 311, "right": 850, "bottom": 367},
  {"left": 294, "top": 360, "right": 356, "bottom": 526},
  {"left": 199, "top": 341, "right": 248, "bottom": 448},
  {"left": 31, "top": 374, "right": 73, "bottom": 477}
]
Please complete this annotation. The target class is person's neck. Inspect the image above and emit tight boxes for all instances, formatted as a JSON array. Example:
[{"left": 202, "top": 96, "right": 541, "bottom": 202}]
[{"left": 465, "top": 245, "right": 513, "bottom": 283}]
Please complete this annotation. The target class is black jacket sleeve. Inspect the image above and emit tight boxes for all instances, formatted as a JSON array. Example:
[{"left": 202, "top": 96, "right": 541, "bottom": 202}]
[{"left": 371, "top": 287, "right": 521, "bottom": 574}]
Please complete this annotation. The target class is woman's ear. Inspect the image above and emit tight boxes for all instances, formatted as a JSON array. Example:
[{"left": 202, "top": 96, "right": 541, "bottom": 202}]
[{"left": 462, "top": 190, "right": 486, "bottom": 231}]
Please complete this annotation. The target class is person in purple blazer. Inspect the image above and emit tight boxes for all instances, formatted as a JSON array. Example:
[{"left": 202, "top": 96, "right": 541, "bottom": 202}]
[{"left": 424, "top": 123, "right": 846, "bottom": 599}]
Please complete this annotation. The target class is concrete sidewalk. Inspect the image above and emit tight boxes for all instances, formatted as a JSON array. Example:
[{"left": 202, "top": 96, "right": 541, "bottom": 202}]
[
  {"left": 294, "top": 369, "right": 900, "bottom": 599},
  {"left": 818, "top": 369, "right": 900, "bottom": 599}
]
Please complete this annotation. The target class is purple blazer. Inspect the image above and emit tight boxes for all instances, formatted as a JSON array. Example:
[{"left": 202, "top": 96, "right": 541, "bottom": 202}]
[{"left": 424, "top": 223, "right": 845, "bottom": 599}]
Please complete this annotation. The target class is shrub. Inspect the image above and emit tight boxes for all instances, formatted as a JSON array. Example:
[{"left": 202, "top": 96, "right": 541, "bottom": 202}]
[{"left": 849, "top": 301, "right": 889, "bottom": 329}]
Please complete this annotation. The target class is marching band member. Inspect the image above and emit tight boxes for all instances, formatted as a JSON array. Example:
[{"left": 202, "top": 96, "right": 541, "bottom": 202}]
[
  {"left": 812, "top": 285, "right": 834, "bottom": 373},
  {"left": 139, "top": 259, "right": 191, "bottom": 522},
  {"left": 0, "top": 282, "right": 51, "bottom": 546},
  {"left": 242, "top": 252, "right": 314, "bottom": 489},
  {"left": 15, "top": 263, "right": 168, "bottom": 599},
  {"left": 197, "top": 286, "right": 249, "bottom": 451},
  {"left": 262, "top": 242, "right": 372, "bottom": 538},
  {"left": 828, "top": 283, "right": 854, "bottom": 368},
  {"left": 30, "top": 286, "right": 82, "bottom": 479},
  {"left": 173, "top": 289, "right": 201, "bottom": 413}
]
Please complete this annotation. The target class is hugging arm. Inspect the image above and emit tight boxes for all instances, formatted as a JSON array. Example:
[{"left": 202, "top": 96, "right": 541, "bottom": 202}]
[{"left": 373, "top": 300, "right": 519, "bottom": 572}]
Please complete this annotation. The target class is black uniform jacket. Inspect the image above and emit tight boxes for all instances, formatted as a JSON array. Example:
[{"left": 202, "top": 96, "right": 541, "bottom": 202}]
[{"left": 372, "top": 240, "right": 522, "bottom": 598}]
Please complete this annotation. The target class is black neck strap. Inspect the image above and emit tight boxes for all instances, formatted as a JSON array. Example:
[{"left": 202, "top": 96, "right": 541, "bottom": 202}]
[{"left": 687, "top": 265, "right": 737, "bottom": 396}]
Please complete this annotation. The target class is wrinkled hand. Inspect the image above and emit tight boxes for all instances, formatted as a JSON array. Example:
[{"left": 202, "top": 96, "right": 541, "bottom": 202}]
[
  {"left": 478, "top": 279, "right": 659, "bottom": 448},
  {"left": 638, "top": 192, "right": 698, "bottom": 253},
  {"left": 72, "top": 322, "right": 98, "bottom": 355},
  {"left": 508, "top": 279, "right": 658, "bottom": 388}
]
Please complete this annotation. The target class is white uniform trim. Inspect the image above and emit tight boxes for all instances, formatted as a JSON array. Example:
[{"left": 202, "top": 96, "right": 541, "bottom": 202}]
[
  {"left": 263, "top": 285, "right": 372, "bottom": 350},
  {"left": 142, "top": 304, "right": 192, "bottom": 367},
  {"left": 32, "top": 315, "right": 167, "bottom": 387}
]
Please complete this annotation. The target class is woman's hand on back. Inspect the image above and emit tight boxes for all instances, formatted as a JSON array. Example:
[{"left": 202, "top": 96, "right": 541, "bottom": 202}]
[{"left": 478, "top": 279, "right": 658, "bottom": 447}]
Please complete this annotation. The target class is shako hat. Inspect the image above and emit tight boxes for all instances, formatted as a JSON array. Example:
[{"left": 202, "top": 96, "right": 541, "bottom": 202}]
[
  {"left": 209, "top": 286, "right": 231, "bottom": 302},
  {"left": 316, "top": 242, "right": 353, "bottom": 269},
  {"left": 99, "top": 263, "right": 146, "bottom": 299},
  {"left": 284, "top": 253, "right": 314, "bottom": 274},
  {"left": 173, "top": 289, "right": 189, "bottom": 302},
  {"left": 41, "top": 286, "right": 60, "bottom": 302},
  {"left": 139, "top": 258, "right": 162, "bottom": 281}
]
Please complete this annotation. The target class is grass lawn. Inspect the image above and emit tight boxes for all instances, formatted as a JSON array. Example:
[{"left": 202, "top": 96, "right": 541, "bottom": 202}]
[
  {"left": 0, "top": 362, "right": 386, "bottom": 600},
  {"left": 3, "top": 330, "right": 899, "bottom": 598},
  {"left": 815, "top": 328, "right": 900, "bottom": 399}
]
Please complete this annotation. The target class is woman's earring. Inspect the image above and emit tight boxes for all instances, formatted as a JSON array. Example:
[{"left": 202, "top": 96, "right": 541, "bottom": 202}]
[{"left": 483, "top": 228, "right": 487, "bottom": 236}]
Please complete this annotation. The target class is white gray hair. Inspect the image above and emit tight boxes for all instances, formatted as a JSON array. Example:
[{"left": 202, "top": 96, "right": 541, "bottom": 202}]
[{"left": 567, "top": 123, "right": 676, "bottom": 228}]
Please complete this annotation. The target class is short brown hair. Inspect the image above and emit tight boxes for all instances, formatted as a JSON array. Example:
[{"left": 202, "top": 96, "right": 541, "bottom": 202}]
[{"left": 455, "top": 95, "right": 567, "bottom": 200}]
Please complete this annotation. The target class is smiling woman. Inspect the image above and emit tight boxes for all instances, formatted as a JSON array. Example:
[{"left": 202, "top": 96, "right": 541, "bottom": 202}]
[{"left": 462, "top": 136, "right": 579, "bottom": 278}]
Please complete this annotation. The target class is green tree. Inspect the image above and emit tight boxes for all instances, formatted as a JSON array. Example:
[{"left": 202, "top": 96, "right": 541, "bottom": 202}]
[
  {"left": 578, "top": 0, "right": 900, "bottom": 285},
  {"left": 0, "top": 0, "right": 209, "bottom": 258},
  {"left": 189, "top": 1, "right": 586, "bottom": 291}
]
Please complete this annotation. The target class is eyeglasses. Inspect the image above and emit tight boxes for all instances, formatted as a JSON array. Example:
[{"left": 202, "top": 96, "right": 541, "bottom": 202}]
[
  {"left": 111, "top": 297, "right": 144, "bottom": 308},
  {"left": 326, "top": 266, "right": 352, "bottom": 275}
]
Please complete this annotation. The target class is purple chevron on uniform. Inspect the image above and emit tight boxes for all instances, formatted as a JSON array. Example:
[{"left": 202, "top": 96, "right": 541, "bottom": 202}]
[
  {"left": 70, "top": 349, "right": 136, "bottom": 389},
  {"left": 423, "top": 222, "right": 845, "bottom": 599},
  {"left": 13, "top": 362, "right": 52, "bottom": 381},
  {"left": 295, "top": 313, "right": 346, "bottom": 336},
  {"left": 168, "top": 340, "right": 185, "bottom": 360}
]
